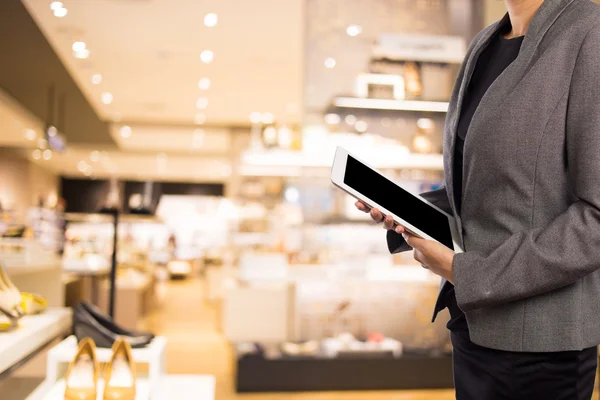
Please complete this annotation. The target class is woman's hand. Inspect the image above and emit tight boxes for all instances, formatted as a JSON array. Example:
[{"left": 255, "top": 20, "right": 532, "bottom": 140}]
[
  {"left": 402, "top": 232, "right": 455, "bottom": 284},
  {"left": 355, "top": 201, "right": 405, "bottom": 234}
]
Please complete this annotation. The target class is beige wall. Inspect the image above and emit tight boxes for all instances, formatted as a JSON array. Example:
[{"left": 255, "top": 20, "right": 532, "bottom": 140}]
[
  {"left": 485, "top": 0, "right": 507, "bottom": 26},
  {"left": 0, "top": 149, "right": 59, "bottom": 220}
]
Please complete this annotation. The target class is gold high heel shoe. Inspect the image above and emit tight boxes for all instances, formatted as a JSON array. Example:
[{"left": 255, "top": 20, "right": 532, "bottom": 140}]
[
  {"left": 0, "top": 305, "right": 19, "bottom": 332},
  {"left": 20, "top": 292, "right": 48, "bottom": 315},
  {"left": 0, "top": 261, "right": 23, "bottom": 316},
  {"left": 103, "top": 337, "right": 136, "bottom": 400},
  {"left": 64, "top": 338, "right": 99, "bottom": 400}
]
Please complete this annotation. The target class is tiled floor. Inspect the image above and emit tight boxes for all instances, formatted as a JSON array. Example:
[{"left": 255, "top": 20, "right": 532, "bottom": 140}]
[{"left": 145, "top": 277, "right": 599, "bottom": 400}]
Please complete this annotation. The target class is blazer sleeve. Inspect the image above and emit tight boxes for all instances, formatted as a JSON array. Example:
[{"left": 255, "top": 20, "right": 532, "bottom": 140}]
[
  {"left": 453, "top": 24, "right": 600, "bottom": 312},
  {"left": 387, "top": 186, "right": 453, "bottom": 254}
]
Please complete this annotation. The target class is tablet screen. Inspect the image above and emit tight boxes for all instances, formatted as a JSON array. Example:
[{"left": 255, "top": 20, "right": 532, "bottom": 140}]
[{"left": 344, "top": 155, "right": 454, "bottom": 249}]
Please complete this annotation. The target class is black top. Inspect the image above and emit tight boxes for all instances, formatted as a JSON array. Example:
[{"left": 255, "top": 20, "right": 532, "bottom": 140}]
[{"left": 445, "top": 28, "right": 525, "bottom": 333}]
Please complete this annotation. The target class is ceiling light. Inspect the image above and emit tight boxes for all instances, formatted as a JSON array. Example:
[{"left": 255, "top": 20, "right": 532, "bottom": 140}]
[
  {"left": 198, "top": 78, "right": 211, "bottom": 90},
  {"left": 72, "top": 41, "right": 86, "bottom": 52},
  {"left": 324, "top": 57, "right": 336, "bottom": 69},
  {"left": 24, "top": 129, "right": 36, "bottom": 140},
  {"left": 92, "top": 74, "right": 102, "bottom": 85},
  {"left": 200, "top": 50, "right": 214, "bottom": 64},
  {"left": 101, "top": 92, "right": 113, "bottom": 105},
  {"left": 324, "top": 113, "right": 341, "bottom": 125},
  {"left": 74, "top": 48, "right": 90, "bottom": 59},
  {"left": 261, "top": 112, "right": 274, "bottom": 124},
  {"left": 284, "top": 187, "right": 300, "bottom": 203},
  {"left": 120, "top": 125, "right": 132, "bottom": 138},
  {"left": 47, "top": 126, "right": 57, "bottom": 137},
  {"left": 204, "top": 13, "right": 218, "bottom": 27},
  {"left": 192, "top": 129, "right": 204, "bottom": 148},
  {"left": 53, "top": 6, "right": 68, "bottom": 17},
  {"left": 50, "top": 1, "right": 63, "bottom": 11},
  {"left": 412, "top": 133, "right": 432, "bottom": 154},
  {"left": 250, "top": 112, "right": 262, "bottom": 124},
  {"left": 355, "top": 120, "right": 368, "bottom": 132},
  {"left": 43, "top": 149, "right": 52, "bottom": 160},
  {"left": 78, "top": 161, "right": 88, "bottom": 172},
  {"left": 196, "top": 97, "right": 208, "bottom": 109},
  {"left": 344, "top": 114, "right": 357, "bottom": 125},
  {"left": 195, "top": 113, "right": 206, "bottom": 124},
  {"left": 346, "top": 24, "right": 362, "bottom": 37},
  {"left": 90, "top": 151, "right": 100, "bottom": 162},
  {"left": 32, "top": 149, "right": 41, "bottom": 160}
]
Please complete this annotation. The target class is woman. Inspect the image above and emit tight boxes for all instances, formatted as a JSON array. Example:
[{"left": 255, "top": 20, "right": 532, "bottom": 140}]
[{"left": 356, "top": 0, "right": 600, "bottom": 398}]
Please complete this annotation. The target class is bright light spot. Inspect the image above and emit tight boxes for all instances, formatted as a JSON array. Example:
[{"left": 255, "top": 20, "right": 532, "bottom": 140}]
[
  {"left": 417, "top": 118, "right": 434, "bottom": 130},
  {"left": 72, "top": 41, "right": 86, "bottom": 52},
  {"left": 78, "top": 161, "right": 88, "bottom": 172},
  {"left": 261, "top": 112, "right": 274, "bottom": 124},
  {"left": 92, "top": 74, "right": 102, "bottom": 85},
  {"left": 47, "top": 126, "right": 57, "bottom": 137},
  {"left": 43, "top": 149, "right": 52, "bottom": 160},
  {"left": 90, "top": 151, "right": 100, "bottom": 162},
  {"left": 120, "top": 125, "right": 132, "bottom": 138},
  {"left": 204, "top": 13, "right": 218, "bottom": 27},
  {"left": 413, "top": 134, "right": 432, "bottom": 153},
  {"left": 74, "top": 48, "right": 90, "bottom": 59},
  {"left": 250, "top": 112, "right": 262, "bottom": 124},
  {"left": 200, "top": 50, "right": 214, "bottom": 64},
  {"left": 32, "top": 149, "right": 41, "bottom": 160},
  {"left": 262, "top": 126, "right": 277, "bottom": 145},
  {"left": 198, "top": 78, "right": 211, "bottom": 90},
  {"left": 24, "top": 129, "right": 36, "bottom": 140},
  {"left": 278, "top": 126, "right": 293, "bottom": 148},
  {"left": 101, "top": 92, "right": 113, "bottom": 105},
  {"left": 324, "top": 57, "right": 336, "bottom": 69},
  {"left": 196, "top": 97, "right": 208, "bottom": 109},
  {"left": 344, "top": 114, "right": 357, "bottom": 125},
  {"left": 324, "top": 113, "right": 341, "bottom": 125},
  {"left": 50, "top": 2, "right": 63, "bottom": 11},
  {"left": 53, "top": 6, "right": 67, "bottom": 17},
  {"left": 355, "top": 120, "right": 368, "bottom": 132},
  {"left": 346, "top": 24, "right": 362, "bottom": 37},
  {"left": 284, "top": 187, "right": 300, "bottom": 203},
  {"left": 195, "top": 113, "right": 206, "bottom": 124}
]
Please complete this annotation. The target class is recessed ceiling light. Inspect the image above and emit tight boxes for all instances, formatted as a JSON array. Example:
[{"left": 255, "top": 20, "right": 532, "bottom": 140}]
[
  {"left": 200, "top": 50, "right": 214, "bottom": 64},
  {"left": 346, "top": 24, "right": 362, "bottom": 37},
  {"left": 50, "top": 1, "right": 63, "bottom": 11},
  {"left": 355, "top": 120, "right": 368, "bottom": 132},
  {"left": 32, "top": 149, "right": 41, "bottom": 160},
  {"left": 53, "top": 6, "right": 68, "bottom": 17},
  {"left": 198, "top": 78, "right": 211, "bottom": 90},
  {"left": 204, "top": 13, "right": 218, "bottom": 27},
  {"left": 92, "top": 74, "right": 102, "bottom": 85},
  {"left": 344, "top": 114, "right": 357, "bottom": 125},
  {"left": 74, "top": 48, "right": 90, "bottom": 59},
  {"left": 42, "top": 149, "right": 52, "bottom": 160},
  {"left": 324, "top": 113, "right": 341, "bottom": 125},
  {"left": 78, "top": 161, "right": 88, "bottom": 172},
  {"left": 196, "top": 97, "right": 208, "bottom": 109},
  {"left": 90, "top": 151, "right": 100, "bottom": 162},
  {"left": 24, "top": 129, "right": 36, "bottom": 140},
  {"left": 250, "top": 112, "right": 262, "bottom": 124},
  {"left": 261, "top": 112, "right": 274, "bottom": 124},
  {"left": 72, "top": 41, "right": 86, "bottom": 52},
  {"left": 195, "top": 113, "right": 206, "bottom": 124},
  {"left": 101, "top": 92, "right": 113, "bottom": 104},
  {"left": 324, "top": 57, "right": 336, "bottom": 69},
  {"left": 120, "top": 125, "right": 132, "bottom": 138}
]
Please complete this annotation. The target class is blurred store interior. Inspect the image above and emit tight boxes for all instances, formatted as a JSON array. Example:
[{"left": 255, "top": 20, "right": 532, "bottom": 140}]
[{"left": 2, "top": 1, "right": 596, "bottom": 399}]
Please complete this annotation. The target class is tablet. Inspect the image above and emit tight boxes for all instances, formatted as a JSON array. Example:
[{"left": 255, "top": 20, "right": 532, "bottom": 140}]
[{"left": 331, "top": 147, "right": 463, "bottom": 252}]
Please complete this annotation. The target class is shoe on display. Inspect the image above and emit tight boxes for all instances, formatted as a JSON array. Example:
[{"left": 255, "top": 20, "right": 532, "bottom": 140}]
[
  {"left": 20, "top": 292, "right": 48, "bottom": 315},
  {"left": 73, "top": 302, "right": 154, "bottom": 348},
  {"left": 103, "top": 338, "right": 136, "bottom": 400},
  {"left": 0, "top": 305, "right": 20, "bottom": 332},
  {"left": 0, "top": 261, "right": 24, "bottom": 317},
  {"left": 64, "top": 338, "right": 99, "bottom": 400}
]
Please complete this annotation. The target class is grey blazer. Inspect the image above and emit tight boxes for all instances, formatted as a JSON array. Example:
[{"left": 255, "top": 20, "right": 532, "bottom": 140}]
[{"left": 387, "top": 0, "right": 600, "bottom": 352}]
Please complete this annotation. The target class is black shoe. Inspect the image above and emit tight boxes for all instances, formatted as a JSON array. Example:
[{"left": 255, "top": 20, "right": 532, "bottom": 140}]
[{"left": 73, "top": 302, "right": 154, "bottom": 348}]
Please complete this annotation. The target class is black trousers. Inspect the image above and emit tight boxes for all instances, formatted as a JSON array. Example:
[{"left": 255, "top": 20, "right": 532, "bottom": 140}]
[{"left": 451, "top": 331, "right": 597, "bottom": 400}]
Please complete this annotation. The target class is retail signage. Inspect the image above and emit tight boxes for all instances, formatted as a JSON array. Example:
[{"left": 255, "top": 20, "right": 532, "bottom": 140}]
[{"left": 373, "top": 33, "right": 466, "bottom": 64}]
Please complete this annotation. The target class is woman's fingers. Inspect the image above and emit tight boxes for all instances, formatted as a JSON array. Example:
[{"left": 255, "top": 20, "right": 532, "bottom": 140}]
[
  {"left": 355, "top": 201, "right": 370, "bottom": 213},
  {"left": 369, "top": 208, "right": 384, "bottom": 223},
  {"left": 383, "top": 215, "right": 395, "bottom": 230},
  {"left": 395, "top": 225, "right": 405, "bottom": 234}
]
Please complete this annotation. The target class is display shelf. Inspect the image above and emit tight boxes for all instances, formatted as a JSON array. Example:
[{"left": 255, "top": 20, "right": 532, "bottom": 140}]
[
  {"left": 41, "top": 378, "right": 150, "bottom": 400},
  {"left": 236, "top": 353, "right": 453, "bottom": 392},
  {"left": 332, "top": 97, "right": 449, "bottom": 112},
  {"left": 0, "top": 308, "right": 72, "bottom": 378},
  {"left": 47, "top": 335, "right": 167, "bottom": 384},
  {"left": 5, "top": 261, "right": 62, "bottom": 276}
]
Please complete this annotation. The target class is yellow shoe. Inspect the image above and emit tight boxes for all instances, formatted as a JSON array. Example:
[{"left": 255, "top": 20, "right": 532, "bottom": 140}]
[
  {"left": 0, "top": 305, "right": 19, "bottom": 332},
  {"left": 103, "top": 337, "right": 136, "bottom": 400},
  {"left": 64, "top": 338, "right": 99, "bottom": 400},
  {"left": 20, "top": 292, "right": 48, "bottom": 315}
]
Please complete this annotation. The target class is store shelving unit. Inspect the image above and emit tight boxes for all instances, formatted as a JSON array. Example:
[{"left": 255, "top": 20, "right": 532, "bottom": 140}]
[
  {"left": 332, "top": 97, "right": 449, "bottom": 113},
  {"left": 0, "top": 308, "right": 72, "bottom": 380}
]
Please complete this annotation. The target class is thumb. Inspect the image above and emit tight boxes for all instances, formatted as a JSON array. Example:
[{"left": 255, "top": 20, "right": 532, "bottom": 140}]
[{"left": 402, "top": 233, "right": 426, "bottom": 249}]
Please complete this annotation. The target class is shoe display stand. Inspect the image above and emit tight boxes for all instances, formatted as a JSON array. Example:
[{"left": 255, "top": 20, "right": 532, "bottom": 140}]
[{"left": 0, "top": 308, "right": 72, "bottom": 379}]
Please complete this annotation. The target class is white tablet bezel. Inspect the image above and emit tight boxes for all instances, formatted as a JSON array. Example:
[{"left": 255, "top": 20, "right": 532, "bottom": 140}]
[{"left": 331, "top": 146, "right": 463, "bottom": 253}]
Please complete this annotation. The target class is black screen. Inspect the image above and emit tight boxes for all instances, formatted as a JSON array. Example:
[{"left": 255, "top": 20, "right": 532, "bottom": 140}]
[{"left": 344, "top": 155, "right": 454, "bottom": 249}]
